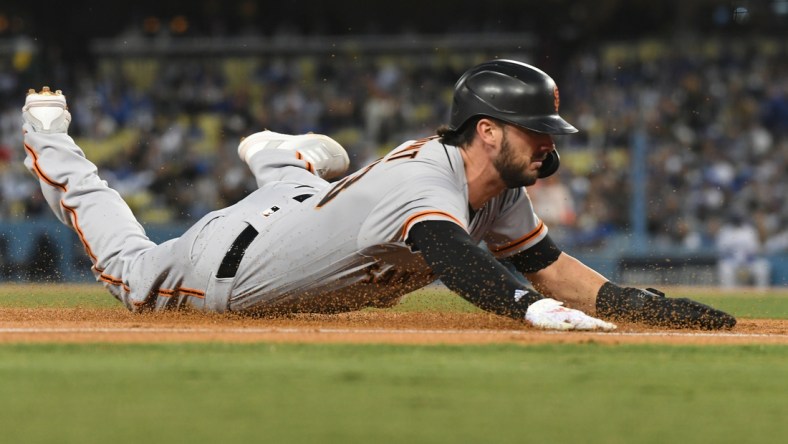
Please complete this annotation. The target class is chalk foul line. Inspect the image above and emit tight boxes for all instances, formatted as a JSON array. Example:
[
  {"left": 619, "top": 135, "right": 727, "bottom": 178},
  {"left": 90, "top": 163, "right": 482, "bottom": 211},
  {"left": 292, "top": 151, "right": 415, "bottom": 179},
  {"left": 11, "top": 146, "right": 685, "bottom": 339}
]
[{"left": 0, "top": 327, "right": 786, "bottom": 338}]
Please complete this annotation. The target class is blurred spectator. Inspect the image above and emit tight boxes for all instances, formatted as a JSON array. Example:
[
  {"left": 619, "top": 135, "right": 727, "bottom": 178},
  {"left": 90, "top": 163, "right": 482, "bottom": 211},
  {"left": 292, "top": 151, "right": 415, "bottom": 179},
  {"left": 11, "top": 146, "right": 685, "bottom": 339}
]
[
  {"left": 716, "top": 211, "right": 771, "bottom": 289},
  {"left": 529, "top": 174, "right": 576, "bottom": 244}
]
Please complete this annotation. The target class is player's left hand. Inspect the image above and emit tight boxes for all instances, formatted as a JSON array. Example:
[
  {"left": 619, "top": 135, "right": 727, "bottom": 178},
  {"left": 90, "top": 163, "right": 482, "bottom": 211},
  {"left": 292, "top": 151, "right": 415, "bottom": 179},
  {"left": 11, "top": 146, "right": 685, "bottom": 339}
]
[
  {"left": 596, "top": 283, "right": 737, "bottom": 330},
  {"left": 635, "top": 287, "right": 737, "bottom": 330},
  {"left": 526, "top": 298, "right": 617, "bottom": 331}
]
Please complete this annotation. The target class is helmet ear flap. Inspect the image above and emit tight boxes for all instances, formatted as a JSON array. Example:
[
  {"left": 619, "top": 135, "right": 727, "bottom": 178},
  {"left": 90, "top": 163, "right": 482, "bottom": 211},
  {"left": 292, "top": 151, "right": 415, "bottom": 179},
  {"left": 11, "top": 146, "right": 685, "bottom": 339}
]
[{"left": 537, "top": 149, "right": 560, "bottom": 178}]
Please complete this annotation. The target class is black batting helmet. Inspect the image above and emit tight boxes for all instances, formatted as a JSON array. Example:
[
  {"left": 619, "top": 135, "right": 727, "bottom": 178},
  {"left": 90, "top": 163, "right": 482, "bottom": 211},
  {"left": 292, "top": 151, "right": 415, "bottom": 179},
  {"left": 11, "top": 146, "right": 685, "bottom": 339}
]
[
  {"left": 448, "top": 59, "right": 577, "bottom": 177},
  {"left": 449, "top": 59, "right": 577, "bottom": 134}
]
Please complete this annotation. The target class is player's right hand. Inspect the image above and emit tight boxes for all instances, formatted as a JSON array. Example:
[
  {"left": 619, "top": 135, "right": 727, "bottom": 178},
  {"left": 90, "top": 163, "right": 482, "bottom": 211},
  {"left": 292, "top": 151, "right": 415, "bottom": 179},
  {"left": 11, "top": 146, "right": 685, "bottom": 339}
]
[{"left": 525, "top": 298, "right": 617, "bottom": 331}]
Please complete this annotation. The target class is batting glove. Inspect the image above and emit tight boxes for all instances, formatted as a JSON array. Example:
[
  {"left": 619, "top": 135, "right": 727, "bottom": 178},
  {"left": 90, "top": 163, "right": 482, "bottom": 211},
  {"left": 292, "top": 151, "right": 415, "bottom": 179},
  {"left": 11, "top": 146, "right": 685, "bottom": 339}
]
[{"left": 526, "top": 298, "right": 617, "bottom": 331}]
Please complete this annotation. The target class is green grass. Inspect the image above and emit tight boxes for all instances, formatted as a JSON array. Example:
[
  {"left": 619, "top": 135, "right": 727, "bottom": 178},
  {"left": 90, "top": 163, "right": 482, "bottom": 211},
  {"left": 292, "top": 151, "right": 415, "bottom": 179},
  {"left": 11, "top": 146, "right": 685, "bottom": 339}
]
[
  {"left": 647, "top": 287, "right": 788, "bottom": 319},
  {"left": 1, "top": 284, "right": 787, "bottom": 443},
  {"left": 0, "top": 283, "right": 117, "bottom": 308},
  {"left": 0, "top": 343, "right": 786, "bottom": 444}
]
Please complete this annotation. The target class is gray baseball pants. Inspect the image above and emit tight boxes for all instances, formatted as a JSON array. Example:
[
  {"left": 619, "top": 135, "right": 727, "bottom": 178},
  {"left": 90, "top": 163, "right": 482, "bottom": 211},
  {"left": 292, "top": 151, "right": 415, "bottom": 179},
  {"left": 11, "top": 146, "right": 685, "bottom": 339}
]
[{"left": 22, "top": 124, "right": 326, "bottom": 312}]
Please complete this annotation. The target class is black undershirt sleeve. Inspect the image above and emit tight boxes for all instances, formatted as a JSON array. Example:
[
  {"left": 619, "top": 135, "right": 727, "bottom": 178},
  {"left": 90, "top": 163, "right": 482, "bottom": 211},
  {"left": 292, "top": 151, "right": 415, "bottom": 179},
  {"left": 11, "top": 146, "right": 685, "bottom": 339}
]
[
  {"left": 406, "top": 220, "right": 541, "bottom": 320},
  {"left": 507, "top": 234, "right": 562, "bottom": 274}
]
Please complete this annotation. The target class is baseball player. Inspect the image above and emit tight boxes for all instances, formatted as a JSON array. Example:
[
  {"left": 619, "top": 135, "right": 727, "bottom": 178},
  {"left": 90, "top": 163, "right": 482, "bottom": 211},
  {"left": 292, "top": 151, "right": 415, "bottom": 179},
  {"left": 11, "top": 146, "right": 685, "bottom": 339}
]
[{"left": 21, "top": 60, "right": 736, "bottom": 330}]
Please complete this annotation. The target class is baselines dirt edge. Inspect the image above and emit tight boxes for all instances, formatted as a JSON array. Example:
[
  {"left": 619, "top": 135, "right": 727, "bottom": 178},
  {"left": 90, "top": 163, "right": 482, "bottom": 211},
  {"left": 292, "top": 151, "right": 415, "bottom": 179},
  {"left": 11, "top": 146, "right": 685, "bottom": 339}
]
[{"left": 0, "top": 308, "right": 786, "bottom": 345}]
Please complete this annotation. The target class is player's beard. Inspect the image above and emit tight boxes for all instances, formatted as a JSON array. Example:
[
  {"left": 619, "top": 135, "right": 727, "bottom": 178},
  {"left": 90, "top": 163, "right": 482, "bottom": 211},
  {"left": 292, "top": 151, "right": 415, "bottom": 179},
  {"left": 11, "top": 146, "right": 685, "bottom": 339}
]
[{"left": 493, "top": 131, "right": 539, "bottom": 188}]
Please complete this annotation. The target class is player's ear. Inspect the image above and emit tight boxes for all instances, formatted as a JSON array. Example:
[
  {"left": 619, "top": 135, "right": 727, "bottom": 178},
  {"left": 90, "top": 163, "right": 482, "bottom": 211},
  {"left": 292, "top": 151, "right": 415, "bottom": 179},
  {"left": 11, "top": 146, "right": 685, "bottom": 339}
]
[{"left": 475, "top": 118, "right": 500, "bottom": 147}]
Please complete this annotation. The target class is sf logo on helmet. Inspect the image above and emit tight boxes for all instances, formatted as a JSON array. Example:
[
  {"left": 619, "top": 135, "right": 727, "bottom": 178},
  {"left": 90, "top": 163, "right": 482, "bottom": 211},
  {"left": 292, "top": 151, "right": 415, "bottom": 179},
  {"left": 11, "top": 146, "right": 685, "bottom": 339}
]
[{"left": 553, "top": 86, "right": 560, "bottom": 112}]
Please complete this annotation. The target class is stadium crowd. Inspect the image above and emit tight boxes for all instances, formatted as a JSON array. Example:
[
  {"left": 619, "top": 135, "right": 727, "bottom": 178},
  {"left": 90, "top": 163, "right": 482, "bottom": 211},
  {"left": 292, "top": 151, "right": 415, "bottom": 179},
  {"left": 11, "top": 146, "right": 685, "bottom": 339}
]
[
  {"left": 541, "top": 38, "right": 788, "bottom": 258},
  {"left": 0, "top": 34, "right": 786, "bottom": 260}
]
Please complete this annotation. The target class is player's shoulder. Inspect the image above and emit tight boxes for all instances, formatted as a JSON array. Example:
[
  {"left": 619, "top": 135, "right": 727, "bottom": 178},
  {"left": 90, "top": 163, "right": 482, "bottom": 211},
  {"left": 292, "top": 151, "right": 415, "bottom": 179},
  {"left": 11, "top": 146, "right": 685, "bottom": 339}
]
[
  {"left": 385, "top": 136, "right": 462, "bottom": 171},
  {"left": 385, "top": 136, "right": 440, "bottom": 156},
  {"left": 375, "top": 136, "right": 465, "bottom": 194}
]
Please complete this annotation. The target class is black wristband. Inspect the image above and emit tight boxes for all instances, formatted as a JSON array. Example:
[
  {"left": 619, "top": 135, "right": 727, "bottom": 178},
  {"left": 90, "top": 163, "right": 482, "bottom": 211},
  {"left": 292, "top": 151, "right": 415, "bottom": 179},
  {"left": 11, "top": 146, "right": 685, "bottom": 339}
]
[
  {"left": 508, "top": 234, "right": 562, "bottom": 274},
  {"left": 596, "top": 282, "right": 644, "bottom": 318}
]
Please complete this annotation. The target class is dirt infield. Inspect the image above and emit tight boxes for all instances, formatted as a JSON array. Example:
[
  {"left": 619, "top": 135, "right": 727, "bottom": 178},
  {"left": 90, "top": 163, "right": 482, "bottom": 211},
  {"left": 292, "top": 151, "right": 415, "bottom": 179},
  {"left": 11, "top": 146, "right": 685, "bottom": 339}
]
[{"left": 1, "top": 307, "right": 786, "bottom": 345}]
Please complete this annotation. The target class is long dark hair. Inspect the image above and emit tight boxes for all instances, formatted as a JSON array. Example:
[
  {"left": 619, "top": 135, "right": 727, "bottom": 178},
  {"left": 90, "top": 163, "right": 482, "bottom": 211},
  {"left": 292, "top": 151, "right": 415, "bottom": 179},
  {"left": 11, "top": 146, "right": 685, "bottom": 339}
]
[{"left": 435, "top": 116, "right": 484, "bottom": 147}]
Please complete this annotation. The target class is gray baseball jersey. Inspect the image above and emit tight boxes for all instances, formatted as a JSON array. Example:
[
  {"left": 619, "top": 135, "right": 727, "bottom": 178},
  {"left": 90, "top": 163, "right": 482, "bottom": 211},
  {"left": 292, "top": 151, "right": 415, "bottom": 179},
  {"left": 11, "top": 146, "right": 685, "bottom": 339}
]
[{"left": 23, "top": 129, "right": 547, "bottom": 314}]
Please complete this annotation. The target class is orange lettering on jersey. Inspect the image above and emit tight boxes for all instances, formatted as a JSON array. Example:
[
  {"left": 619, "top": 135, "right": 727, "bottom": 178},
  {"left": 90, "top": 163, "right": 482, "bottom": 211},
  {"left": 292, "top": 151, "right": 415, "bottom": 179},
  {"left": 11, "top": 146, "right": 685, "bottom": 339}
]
[
  {"left": 384, "top": 136, "right": 434, "bottom": 162},
  {"left": 316, "top": 137, "right": 436, "bottom": 208},
  {"left": 386, "top": 151, "right": 420, "bottom": 161}
]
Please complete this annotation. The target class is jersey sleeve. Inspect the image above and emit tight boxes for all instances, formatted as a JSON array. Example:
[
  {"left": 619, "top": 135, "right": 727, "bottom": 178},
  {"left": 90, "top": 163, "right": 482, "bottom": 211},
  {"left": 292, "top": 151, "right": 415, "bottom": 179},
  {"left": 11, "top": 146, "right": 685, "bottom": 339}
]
[
  {"left": 360, "top": 164, "right": 470, "bottom": 245},
  {"left": 483, "top": 187, "right": 549, "bottom": 258}
]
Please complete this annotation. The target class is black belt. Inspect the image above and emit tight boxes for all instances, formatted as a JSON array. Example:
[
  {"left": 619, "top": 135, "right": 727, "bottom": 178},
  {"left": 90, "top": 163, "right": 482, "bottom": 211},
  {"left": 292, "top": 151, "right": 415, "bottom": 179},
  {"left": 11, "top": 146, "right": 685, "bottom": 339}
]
[
  {"left": 216, "top": 194, "right": 311, "bottom": 279},
  {"left": 216, "top": 225, "right": 258, "bottom": 278}
]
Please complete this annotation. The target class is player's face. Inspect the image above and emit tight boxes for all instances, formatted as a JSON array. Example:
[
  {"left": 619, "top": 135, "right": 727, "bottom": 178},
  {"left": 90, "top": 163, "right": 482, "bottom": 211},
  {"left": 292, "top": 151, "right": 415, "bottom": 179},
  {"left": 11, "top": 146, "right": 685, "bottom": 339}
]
[{"left": 493, "top": 125, "right": 555, "bottom": 188}]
